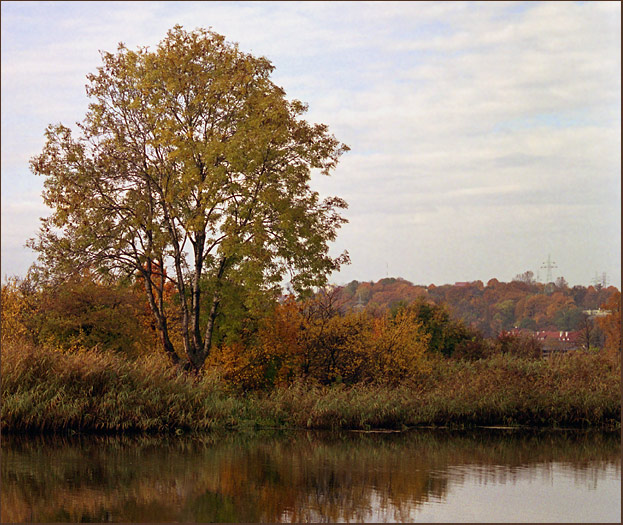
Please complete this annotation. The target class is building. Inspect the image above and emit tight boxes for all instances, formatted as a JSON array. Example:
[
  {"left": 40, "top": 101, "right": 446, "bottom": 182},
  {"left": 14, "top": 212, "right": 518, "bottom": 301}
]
[
  {"left": 535, "top": 330, "right": 581, "bottom": 354},
  {"left": 582, "top": 309, "right": 611, "bottom": 318}
]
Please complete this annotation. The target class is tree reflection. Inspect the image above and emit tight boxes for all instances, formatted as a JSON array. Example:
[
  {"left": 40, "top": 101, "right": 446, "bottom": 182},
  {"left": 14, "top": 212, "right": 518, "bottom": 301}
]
[{"left": 1, "top": 430, "right": 620, "bottom": 522}]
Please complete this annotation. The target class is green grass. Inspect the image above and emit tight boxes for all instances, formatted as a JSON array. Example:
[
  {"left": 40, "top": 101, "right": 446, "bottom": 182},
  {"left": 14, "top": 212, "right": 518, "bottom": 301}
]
[{"left": 1, "top": 341, "right": 620, "bottom": 433}]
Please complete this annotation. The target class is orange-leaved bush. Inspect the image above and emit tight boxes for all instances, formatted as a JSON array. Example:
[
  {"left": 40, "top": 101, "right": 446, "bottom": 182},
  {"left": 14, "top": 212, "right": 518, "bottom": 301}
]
[
  {"left": 367, "top": 307, "right": 431, "bottom": 383},
  {"left": 1, "top": 277, "right": 31, "bottom": 345},
  {"left": 221, "top": 293, "right": 434, "bottom": 388}
]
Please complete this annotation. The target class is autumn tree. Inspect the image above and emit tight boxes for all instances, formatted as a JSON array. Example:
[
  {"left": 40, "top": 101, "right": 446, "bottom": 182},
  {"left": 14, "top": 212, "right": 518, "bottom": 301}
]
[
  {"left": 0, "top": 277, "right": 31, "bottom": 345},
  {"left": 28, "top": 26, "right": 349, "bottom": 371},
  {"left": 554, "top": 276, "right": 568, "bottom": 290},
  {"left": 597, "top": 290, "right": 621, "bottom": 353},
  {"left": 513, "top": 270, "right": 536, "bottom": 285},
  {"left": 400, "top": 299, "right": 473, "bottom": 357},
  {"left": 492, "top": 299, "right": 516, "bottom": 332},
  {"left": 577, "top": 314, "right": 598, "bottom": 351}
]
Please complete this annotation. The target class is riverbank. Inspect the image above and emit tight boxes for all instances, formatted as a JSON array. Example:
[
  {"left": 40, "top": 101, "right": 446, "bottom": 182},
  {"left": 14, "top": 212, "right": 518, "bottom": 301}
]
[{"left": 1, "top": 341, "right": 620, "bottom": 433}]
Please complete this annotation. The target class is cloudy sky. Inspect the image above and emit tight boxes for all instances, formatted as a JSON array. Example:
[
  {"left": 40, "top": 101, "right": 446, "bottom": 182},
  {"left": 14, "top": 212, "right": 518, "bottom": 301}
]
[{"left": 1, "top": 1, "right": 621, "bottom": 287}]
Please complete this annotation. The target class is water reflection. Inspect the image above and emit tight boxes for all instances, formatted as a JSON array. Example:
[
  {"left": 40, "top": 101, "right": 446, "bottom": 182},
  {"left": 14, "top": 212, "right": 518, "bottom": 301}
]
[{"left": 1, "top": 429, "right": 620, "bottom": 522}]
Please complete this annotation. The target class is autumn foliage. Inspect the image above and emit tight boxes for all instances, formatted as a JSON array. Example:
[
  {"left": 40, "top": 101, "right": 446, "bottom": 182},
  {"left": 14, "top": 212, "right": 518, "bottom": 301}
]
[
  {"left": 28, "top": 26, "right": 349, "bottom": 371},
  {"left": 2, "top": 272, "right": 619, "bottom": 394},
  {"left": 2, "top": 272, "right": 620, "bottom": 434},
  {"left": 208, "top": 291, "right": 431, "bottom": 390},
  {"left": 335, "top": 276, "right": 618, "bottom": 337},
  {"left": 1, "top": 272, "right": 156, "bottom": 356},
  {"left": 596, "top": 290, "right": 621, "bottom": 353}
]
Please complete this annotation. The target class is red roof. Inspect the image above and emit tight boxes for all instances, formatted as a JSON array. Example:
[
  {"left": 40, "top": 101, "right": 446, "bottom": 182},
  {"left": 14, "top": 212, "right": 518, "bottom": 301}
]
[{"left": 535, "top": 330, "right": 580, "bottom": 342}]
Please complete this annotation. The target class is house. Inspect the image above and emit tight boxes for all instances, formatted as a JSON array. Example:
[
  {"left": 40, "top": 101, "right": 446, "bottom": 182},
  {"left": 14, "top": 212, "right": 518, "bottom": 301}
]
[
  {"left": 582, "top": 309, "right": 611, "bottom": 318},
  {"left": 535, "top": 330, "right": 581, "bottom": 354}
]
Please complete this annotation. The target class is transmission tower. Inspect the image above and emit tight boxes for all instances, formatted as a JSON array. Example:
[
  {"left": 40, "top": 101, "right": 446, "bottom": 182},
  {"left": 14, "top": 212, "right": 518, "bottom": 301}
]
[
  {"left": 540, "top": 254, "right": 557, "bottom": 283},
  {"left": 592, "top": 272, "right": 608, "bottom": 288},
  {"left": 354, "top": 291, "right": 366, "bottom": 311}
]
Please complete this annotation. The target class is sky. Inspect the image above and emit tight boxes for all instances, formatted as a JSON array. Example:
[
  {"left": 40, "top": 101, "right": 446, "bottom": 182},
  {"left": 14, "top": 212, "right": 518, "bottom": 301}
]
[{"left": 1, "top": 1, "right": 621, "bottom": 288}]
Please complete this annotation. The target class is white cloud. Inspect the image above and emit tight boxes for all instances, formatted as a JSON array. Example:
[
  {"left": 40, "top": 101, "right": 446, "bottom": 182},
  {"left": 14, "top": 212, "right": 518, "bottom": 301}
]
[{"left": 1, "top": 1, "right": 620, "bottom": 286}]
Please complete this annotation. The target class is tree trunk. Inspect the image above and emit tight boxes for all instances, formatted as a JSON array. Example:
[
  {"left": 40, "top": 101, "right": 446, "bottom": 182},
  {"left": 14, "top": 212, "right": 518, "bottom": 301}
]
[
  {"left": 142, "top": 267, "right": 180, "bottom": 365},
  {"left": 159, "top": 320, "right": 180, "bottom": 365}
]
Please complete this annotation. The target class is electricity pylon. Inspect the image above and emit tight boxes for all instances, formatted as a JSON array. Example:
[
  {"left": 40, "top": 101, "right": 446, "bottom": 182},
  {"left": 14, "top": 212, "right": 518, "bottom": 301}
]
[{"left": 540, "top": 254, "right": 557, "bottom": 284}]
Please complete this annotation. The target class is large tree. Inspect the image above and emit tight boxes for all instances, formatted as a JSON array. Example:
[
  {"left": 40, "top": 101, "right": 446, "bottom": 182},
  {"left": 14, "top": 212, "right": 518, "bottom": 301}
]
[{"left": 29, "top": 26, "right": 349, "bottom": 370}]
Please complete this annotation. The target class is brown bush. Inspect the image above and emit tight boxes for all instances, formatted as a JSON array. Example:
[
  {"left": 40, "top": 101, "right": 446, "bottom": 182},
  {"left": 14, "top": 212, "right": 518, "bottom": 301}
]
[
  {"left": 494, "top": 332, "right": 543, "bottom": 359},
  {"left": 1, "top": 273, "right": 157, "bottom": 356},
  {"left": 452, "top": 336, "right": 493, "bottom": 361}
]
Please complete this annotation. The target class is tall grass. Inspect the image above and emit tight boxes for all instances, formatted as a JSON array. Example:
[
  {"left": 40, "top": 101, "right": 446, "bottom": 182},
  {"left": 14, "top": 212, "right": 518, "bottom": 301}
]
[
  {"left": 264, "top": 352, "right": 620, "bottom": 429},
  {"left": 1, "top": 341, "right": 620, "bottom": 433},
  {"left": 1, "top": 341, "right": 252, "bottom": 433}
]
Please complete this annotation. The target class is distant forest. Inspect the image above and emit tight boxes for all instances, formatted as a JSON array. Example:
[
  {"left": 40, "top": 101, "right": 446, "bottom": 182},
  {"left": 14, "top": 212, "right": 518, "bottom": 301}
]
[{"left": 334, "top": 274, "right": 618, "bottom": 337}]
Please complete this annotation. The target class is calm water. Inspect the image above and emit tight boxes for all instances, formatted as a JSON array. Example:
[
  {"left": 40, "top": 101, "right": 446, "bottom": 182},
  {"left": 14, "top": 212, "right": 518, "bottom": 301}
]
[{"left": 1, "top": 429, "right": 620, "bottom": 523}]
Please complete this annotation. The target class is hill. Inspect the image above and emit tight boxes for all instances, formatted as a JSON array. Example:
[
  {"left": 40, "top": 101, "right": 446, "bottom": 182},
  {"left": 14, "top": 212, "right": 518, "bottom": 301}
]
[{"left": 333, "top": 277, "right": 618, "bottom": 337}]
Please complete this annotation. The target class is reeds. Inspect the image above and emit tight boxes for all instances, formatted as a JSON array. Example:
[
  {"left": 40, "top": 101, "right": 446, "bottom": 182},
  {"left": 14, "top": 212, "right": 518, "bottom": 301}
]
[
  {"left": 271, "top": 351, "right": 620, "bottom": 429},
  {"left": 2, "top": 341, "right": 620, "bottom": 433},
  {"left": 1, "top": 341, "right": 250, "bottom": 433}
]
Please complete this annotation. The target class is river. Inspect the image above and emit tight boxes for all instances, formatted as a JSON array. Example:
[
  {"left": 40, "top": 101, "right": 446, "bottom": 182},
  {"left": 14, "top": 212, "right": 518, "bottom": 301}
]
[{"left": 1, "top": 428, "right": 620, "bottom": 522}]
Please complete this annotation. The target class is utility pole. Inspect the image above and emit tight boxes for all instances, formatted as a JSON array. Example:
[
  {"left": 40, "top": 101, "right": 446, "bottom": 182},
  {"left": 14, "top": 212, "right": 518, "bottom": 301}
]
[{"left": 540, "top": 254, "right": 557, "bottom": 284}]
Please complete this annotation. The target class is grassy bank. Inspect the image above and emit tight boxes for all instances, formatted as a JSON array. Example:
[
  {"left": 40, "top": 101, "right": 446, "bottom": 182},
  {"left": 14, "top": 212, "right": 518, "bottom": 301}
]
[{"left": 1, "top": 341, "right": 620, "bottom": 433}]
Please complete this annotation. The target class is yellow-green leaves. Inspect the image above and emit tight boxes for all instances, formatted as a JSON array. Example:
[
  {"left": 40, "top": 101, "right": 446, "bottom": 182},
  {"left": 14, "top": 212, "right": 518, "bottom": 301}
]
[{"left": 30, "top": 26, "right": 349, "bottom": 372}]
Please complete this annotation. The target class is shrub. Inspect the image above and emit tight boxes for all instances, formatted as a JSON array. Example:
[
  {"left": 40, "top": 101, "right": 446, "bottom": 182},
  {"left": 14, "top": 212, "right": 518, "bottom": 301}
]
[
  {"left": 1, "top": 277, "right": 31, "bottom": 345},
  {"left": 494, "top": 332, "right": 543, "bottom": 358},
  {"left": 366, "top": 308, "right": 431, "bottom": 383},
  {"left": 1, "top": 272, "right": 157, "bottom": 356},
  {"left": 217, "top": 293, "right": 433, "bottom": 389},
  {"left": 452, "top": 335, "right": 493, "bottom": 360}
]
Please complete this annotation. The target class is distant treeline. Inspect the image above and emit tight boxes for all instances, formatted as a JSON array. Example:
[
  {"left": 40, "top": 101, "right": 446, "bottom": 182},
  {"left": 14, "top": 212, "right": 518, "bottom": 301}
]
[
  {"left": 2, "top": 271, "right": 619, "bottom": 385},
  {"left": 335, "top": 276, "right": 619, "bottom": 338}
]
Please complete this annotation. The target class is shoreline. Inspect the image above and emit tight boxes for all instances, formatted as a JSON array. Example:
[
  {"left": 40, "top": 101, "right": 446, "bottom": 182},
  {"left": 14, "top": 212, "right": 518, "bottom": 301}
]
[{"left": 2, "top": 342, "right": 620, "bottom": 435}]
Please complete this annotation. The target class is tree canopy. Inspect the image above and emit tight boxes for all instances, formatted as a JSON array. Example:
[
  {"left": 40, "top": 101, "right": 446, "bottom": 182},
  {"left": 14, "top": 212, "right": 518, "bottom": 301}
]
[{"left": 29, "top": 26, "right": 349, "bottom": 370}]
